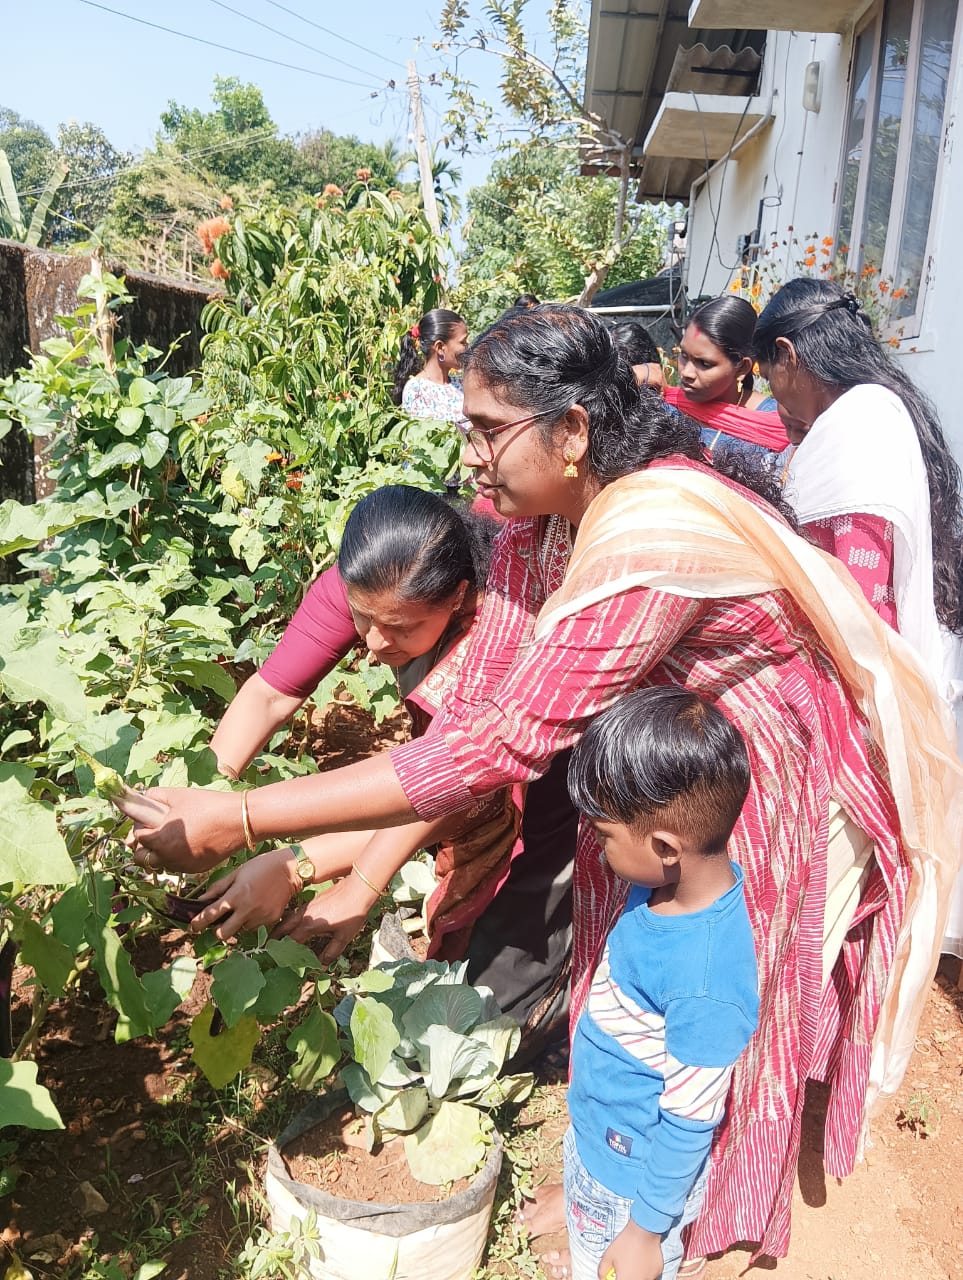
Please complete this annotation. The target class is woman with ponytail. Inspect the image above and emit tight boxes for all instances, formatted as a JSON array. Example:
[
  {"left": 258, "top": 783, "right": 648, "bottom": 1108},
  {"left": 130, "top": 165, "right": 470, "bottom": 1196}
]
[
  {"left": 391, "top": 307, "right": 469, "bottom": 421},
  {"left": 665, "top": 295, "right": 788, "bottom": 459},
  {"left": 755, "top": 276, "right": 963, "bottom": 959}
]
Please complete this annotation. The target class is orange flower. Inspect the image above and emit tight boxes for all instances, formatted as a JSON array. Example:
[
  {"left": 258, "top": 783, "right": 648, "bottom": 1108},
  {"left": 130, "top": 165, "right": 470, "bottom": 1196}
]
[
  {"left": 803, "top": 255, "right": 817, "bottom": 268},
  {"left": 322, "top": 183, "right": 344, "bottom": 198},
  {"left": 729, "top": 278, "right": 743, "bottom": 293},
  {"left": 196, "top": 215, "right": 231, "bottom": 254},
  {"left": 821, "top": 237, "right": 834, "bottom": 247},
  {"left": 285, "top": 473, "right": 304, "bottom": 491},
  {"left": 861, "top": 264, "right": 878, "bottom": 277},
  {"left": 750, "top": 281, "right": 762, "bottom": 300},
  {"left": 355, "top": 167, "right": 372, "bottom": 182},
  {"left": 219, "top": 195, "right": 234, "bottom": 211},
  {"left": 888, "top": 336, "right": 901, "bottom": 348},
  {"left": 878, "top": 280, "right": 889, "bottom": 294},
  {"left": 840, "top": 244, "right": 850, "bottom": 254},
  {"left": 820, "top": 247, "right": 831, "bottom": 256},
  {"left": 265, "top": 451, "right": 284, "bottom": 463},
  {"left": 892, "top": 288, "right": 906, "bottom": 299},
  {"left": 210, "top": 258, "right": 231, "bottom": 280}
]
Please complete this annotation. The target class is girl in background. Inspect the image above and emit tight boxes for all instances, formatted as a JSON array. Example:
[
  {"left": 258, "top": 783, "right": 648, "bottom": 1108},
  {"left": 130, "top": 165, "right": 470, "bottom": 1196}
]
[{"left": 391, "top": 308, "right": 469, "bottom": 421}]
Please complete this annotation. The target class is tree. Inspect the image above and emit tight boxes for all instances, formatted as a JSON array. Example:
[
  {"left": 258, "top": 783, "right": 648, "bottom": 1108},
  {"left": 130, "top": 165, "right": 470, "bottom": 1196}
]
[
  {"left": 455, "top": 146, "right": 664, "bottom": 327},
  {"left": 298, "top": 130, "right": 404, "bottom": 196},
  {"left": 50, "top": 121, "right": 129, "bottom": 243},
  {"left": 437, "top": 0, "right": 664, "bottom": 306}
]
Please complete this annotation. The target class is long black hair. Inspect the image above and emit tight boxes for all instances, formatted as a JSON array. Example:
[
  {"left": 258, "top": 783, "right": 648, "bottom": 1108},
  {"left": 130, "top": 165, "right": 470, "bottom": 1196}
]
[
  {"left": 463, "top": 303, "right": 794, "bottom": 523},
  {"left": 608, "top": 320, "right": 660, "bottom": 368},
  {"left": 687, "top": 296, "right": 758, "bottom": 396},
  {"left": 754, "top": 277, "right": 963, "bottom": 632},
  {"left": 390, "top": 308, "right": 465, "bottom": 406},
  {"left": 338, "top": 485, "right": 493, "bottom": 604}
]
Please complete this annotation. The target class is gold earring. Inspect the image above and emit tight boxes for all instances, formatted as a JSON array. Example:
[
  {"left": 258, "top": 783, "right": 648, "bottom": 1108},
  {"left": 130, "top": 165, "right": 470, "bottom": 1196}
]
[{"left": 563, "top": 450, "right": 578, "bottom": 479}]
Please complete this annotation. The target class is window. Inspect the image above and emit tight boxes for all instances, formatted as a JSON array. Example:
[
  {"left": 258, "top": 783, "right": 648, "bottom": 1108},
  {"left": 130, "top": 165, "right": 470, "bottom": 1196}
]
[{"left": 835, "top": 0, "right": 959, "bottom": 327}]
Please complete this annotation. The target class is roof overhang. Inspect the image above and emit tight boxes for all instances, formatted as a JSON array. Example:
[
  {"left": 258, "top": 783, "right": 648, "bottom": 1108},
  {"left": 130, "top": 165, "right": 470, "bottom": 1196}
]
[
  {"left": 687, "top": 0, "right": 869, "bottom": 33},
  {"left": 582, "top": 2, "right": 767, "bottom": 201},
  {"left": 643, "top": 91, "right": 768, "bottom": 157}
]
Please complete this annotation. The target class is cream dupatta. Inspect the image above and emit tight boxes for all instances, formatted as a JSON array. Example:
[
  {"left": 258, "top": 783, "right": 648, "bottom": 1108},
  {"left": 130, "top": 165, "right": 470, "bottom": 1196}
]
[{"left": 534, "top": 464, "right": 963, "bottom": 1120}]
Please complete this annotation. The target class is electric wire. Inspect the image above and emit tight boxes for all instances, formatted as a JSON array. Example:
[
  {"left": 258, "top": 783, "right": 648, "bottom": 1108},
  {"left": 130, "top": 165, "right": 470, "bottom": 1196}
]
[
  {"left": 205, "top": 0, "right": 386, "bottom": 86},
  {"left": 74, "top": 0, "right": 384, "bottom": 89},
  {"left": 258, "top": 0, "right": 404, "bottom": 72}
]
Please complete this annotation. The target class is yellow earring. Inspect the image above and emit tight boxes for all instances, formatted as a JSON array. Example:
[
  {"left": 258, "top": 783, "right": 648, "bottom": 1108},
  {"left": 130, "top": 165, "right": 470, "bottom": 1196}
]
[{"left": 563, "top": 450, "right": 578, "bottom": 479}]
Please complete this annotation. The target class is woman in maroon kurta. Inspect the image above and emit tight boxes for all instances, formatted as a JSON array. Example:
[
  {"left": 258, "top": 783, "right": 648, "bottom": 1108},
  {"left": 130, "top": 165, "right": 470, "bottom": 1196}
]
[{"left": 124, "top": 307, "right": 958, "bottom": 1263}]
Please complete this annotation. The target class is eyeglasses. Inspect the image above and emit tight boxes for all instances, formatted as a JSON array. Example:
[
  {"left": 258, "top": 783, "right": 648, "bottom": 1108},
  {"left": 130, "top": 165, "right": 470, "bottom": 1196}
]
[{"left": 454, "top": 410, "right": 552, "bottom": 462}]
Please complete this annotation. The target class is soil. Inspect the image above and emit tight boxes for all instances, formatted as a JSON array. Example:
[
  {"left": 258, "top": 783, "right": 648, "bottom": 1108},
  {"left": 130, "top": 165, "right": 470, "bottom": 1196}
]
[
  {"left": 282, "top": 1104, "right": 471, "bottom": 1206},
  {"left": 2, "top": 701, "right": 961, "bottom": 1280}
]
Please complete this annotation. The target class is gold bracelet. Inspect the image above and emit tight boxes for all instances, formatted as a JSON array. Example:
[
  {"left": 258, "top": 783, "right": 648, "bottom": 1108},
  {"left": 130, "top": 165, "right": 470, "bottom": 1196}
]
[
  {"left": 240, "top": 791, "right": 256, "bottom": 852},
  {"left": 351, "top": 863, "right": 388, "bottom": 898}
]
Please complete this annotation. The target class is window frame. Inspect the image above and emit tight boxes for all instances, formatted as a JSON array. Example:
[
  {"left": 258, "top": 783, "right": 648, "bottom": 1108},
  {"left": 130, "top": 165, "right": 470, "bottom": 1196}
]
[{"left": 835, "top": 0, "right": 962, "bottom": 339}]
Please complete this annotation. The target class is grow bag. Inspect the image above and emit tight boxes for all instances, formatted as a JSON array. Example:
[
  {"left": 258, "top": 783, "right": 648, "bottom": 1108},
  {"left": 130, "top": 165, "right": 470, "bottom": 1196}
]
[{"left": 265, "top": 1090, "right": 503, "bottom": 1280}]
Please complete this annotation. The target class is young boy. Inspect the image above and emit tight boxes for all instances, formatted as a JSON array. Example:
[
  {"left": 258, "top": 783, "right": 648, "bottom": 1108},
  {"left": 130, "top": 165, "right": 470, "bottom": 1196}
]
[{"left": 565, "top": 686, "right": 759, "bottom": 1280}]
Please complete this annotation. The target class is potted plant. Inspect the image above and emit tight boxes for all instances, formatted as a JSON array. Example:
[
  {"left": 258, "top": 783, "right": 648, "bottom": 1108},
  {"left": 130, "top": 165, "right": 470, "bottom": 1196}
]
[{"left": 265, "top": 958, "right": 533, "bottom": 1280}]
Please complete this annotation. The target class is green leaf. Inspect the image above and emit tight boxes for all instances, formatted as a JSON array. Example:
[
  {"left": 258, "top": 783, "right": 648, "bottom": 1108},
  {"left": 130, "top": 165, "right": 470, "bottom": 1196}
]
[
  {"left": 417, "top": 1025, "right": 493, "bottom": 1099},
  {"left": 470, "top": 1015, "right": 521, "bottom": 1075},
  {"left": 0, "top": 764, "right": 75, "bottom": 886},
  {"left": 341, "top": 1061, "right": 392, "bottom": 1112},
  {"left": 252, "top": 965, "right": 304, "bottom": 1022},
  {"left": 210, "top": 951, "right": 265, "bottom": 1027},
  {"left": 48, "top": 883, "right": 92, "bottom": 952},
  {"left": 115, "top": 405, "right": 145, "bottom": 436},
  {"left": 402, "top": 984, "right": 483, "bottom": 1043},
  {"left": 350, "top": 967, "right": 394, "bottom": 993},
  {"left": 19, "top": 919, "right": 74, "bottom": 997},
  {"left": 286, "top": 1007, "right": 340, "bottom": 1089},
  {"left": 373, "top": 1085, "right": 430, "bottom": 1135},
  {"left": 141, "top": 956, "right": 197, "bottom": 1025},
  {"left": 190, "top": 1002, "right": 260, "bottom": 1088},
  {"left": 0, "top": 628, "right": 88, "bottom": 722},
  {"left": 127, "top": 377, "right": 158, "bottom": 406},
  {"left": 264, "top": 936, "right": 322, "bottom": 976},
  {"left": 470, "top": 1071, "right": 534, "bottom": 1109},
  {"left": 139, "top": 429, "right": 170, "bottom": 468},
  {"left": 350, "top": 996, "right": 401, "bottom": 1084},
  {"left": 0, "top": 1061, "right": 64, "bottom": 1131},
  {"left": 84, "top": 914, "right": 152, "bottom": 1042},
  {"left": 404, "top": 1101, "right": 490, "bottom": 1185},
  {"left": 0, "top": 492, "right": 119, "bottom": 557},
  {"left": 167, "top": 605, "right": 232, "bottom": 644},
  {"left": 169, "top": 658, "right": 236, "bottom": 703},
  {"left": 88, "top": 441, "right": 142, "bottom": 476}
]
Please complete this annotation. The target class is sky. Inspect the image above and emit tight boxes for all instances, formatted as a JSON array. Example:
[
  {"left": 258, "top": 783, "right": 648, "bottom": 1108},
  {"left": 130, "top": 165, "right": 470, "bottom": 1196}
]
[{"left": 1, "top": 0, "right": 550, "bottom": 196}]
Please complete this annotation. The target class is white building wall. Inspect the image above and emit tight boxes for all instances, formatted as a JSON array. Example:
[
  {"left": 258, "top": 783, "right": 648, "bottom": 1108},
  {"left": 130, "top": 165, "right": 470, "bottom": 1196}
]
[{"left": 684, "top": 19, "right": 963, "bottom": 460}]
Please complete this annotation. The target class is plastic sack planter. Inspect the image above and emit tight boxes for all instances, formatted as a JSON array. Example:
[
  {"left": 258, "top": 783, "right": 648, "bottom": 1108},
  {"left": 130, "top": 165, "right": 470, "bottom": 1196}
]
[{"left": 265, "top": 1090, "right": 503, "bottom": 1280}]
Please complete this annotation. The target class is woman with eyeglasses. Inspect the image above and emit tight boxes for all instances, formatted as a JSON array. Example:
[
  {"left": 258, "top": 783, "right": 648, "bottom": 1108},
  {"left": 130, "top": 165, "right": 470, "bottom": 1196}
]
[
  {"left": 123, "top": 306, "right": 959, "bottom": 1271},
  {"left": 205, "top": 483, "right": 576, "bottom": 1058},
  {"left": 664, "top": 296, "right": 788, "bottom": 461}
]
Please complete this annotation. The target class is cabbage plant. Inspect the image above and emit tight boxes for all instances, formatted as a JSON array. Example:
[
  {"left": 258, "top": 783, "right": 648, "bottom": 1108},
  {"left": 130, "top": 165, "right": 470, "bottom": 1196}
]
[{"left": 335, "top": 960, "right": 533, "bottom": 1185}]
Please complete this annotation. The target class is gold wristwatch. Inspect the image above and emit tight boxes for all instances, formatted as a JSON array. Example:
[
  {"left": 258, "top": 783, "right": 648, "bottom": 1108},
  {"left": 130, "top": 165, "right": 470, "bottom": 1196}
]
[{"left": 292, "top": 847, "right": 315, "bottom": 889}]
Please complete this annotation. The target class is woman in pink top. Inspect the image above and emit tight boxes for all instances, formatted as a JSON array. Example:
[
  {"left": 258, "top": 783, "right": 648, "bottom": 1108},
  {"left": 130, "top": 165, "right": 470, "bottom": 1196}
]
[{"left": 205, "top": 484, "right": 576, "bottom": 1054}]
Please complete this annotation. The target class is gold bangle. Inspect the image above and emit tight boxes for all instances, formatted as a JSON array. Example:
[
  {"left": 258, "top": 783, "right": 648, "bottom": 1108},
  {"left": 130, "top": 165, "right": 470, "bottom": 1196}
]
[
  {"left": 352, "top": 863, "right": 388, "bottom": 898},
  {"left": 240, "top": 791, "right": 256, "bottom": 852}
]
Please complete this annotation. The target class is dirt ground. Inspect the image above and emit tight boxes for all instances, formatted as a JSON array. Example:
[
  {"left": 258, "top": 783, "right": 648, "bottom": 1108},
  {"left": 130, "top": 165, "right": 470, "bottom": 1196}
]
[{"left": 2, "top": 701, "right": 961, "bottom": 1278}]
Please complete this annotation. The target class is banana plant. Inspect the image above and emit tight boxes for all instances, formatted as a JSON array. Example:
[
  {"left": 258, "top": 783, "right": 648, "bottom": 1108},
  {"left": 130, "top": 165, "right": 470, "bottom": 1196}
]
[{"left": 0, "top": 148, "right": 68, "bottom": 247}]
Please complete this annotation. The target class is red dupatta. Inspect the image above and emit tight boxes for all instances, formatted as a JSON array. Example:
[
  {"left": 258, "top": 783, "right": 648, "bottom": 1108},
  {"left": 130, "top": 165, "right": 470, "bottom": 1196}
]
[{"left": 664, "top": 385, "right": 789, "bottom": 452}]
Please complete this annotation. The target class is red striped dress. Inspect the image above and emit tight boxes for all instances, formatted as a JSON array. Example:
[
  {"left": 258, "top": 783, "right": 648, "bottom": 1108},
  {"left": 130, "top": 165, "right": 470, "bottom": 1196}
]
[{"left": 388, "top": 459, "right": 905, "bottom": 1259}]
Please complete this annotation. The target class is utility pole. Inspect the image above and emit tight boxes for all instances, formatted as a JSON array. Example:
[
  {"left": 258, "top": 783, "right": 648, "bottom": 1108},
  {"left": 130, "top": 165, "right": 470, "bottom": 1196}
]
[{"left": 407, "top": 60, "right": 442, "bottom": 238}]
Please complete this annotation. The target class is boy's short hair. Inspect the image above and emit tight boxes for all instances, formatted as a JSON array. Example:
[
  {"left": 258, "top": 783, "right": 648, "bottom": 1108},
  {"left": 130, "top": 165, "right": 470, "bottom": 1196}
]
[{"left": 568, "top": 687, "right": 751, "bottom": 855}]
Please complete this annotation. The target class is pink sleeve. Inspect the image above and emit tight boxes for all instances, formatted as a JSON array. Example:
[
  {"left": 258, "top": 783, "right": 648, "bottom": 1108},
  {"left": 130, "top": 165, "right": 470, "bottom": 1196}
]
[
  {"left": 804, "top": 513, "right": 897, "bottom": 629},
  {"left": 258, "top": 565, "right": 358, "bottom": 699},
  {"left": 391, "top": 586, "right": 708, "bottom": 819}
]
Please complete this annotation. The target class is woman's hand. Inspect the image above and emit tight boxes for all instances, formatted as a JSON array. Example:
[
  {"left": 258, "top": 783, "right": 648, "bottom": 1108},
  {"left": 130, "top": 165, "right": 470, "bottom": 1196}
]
[
  {"left": 597, "top": 1221, "right": 664, "bottom": 1280},
  {"left": 119, "top": 786, "right": 246, "bottom": 873},
  {"left": 272, "top": 873, "right": 378, "bottom": 963},
  {"left": 190, "top": 847, "right": 302, "bottom": 940}
]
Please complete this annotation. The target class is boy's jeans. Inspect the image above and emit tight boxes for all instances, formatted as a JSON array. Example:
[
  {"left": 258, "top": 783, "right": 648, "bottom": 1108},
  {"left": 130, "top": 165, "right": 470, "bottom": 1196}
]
[{"left": 563, "top": 1127, "right": 708, "bottom": 1280}]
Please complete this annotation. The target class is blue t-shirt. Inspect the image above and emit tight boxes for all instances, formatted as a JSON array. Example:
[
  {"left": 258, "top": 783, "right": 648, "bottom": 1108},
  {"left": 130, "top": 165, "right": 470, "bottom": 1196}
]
[{"left": 568, "top": 865, "right": 758, "bottom": 1234}]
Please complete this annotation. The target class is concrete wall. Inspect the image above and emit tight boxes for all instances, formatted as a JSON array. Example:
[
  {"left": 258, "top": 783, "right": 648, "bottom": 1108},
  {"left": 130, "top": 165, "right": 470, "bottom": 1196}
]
[{"left": 684, "top": 21, "right": 963, "bottom": 459}]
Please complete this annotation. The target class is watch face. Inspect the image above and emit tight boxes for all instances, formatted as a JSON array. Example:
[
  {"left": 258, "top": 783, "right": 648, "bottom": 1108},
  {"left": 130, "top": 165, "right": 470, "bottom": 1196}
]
[{"left": 296, "top": 858, "right": 314, "bottom": 885}]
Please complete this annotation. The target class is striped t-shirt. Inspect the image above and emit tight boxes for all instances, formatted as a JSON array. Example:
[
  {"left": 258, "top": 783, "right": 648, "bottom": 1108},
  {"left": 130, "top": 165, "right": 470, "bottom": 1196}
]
[{"left": 568, "top": 865, "right": 758, "bottom": 1234}]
